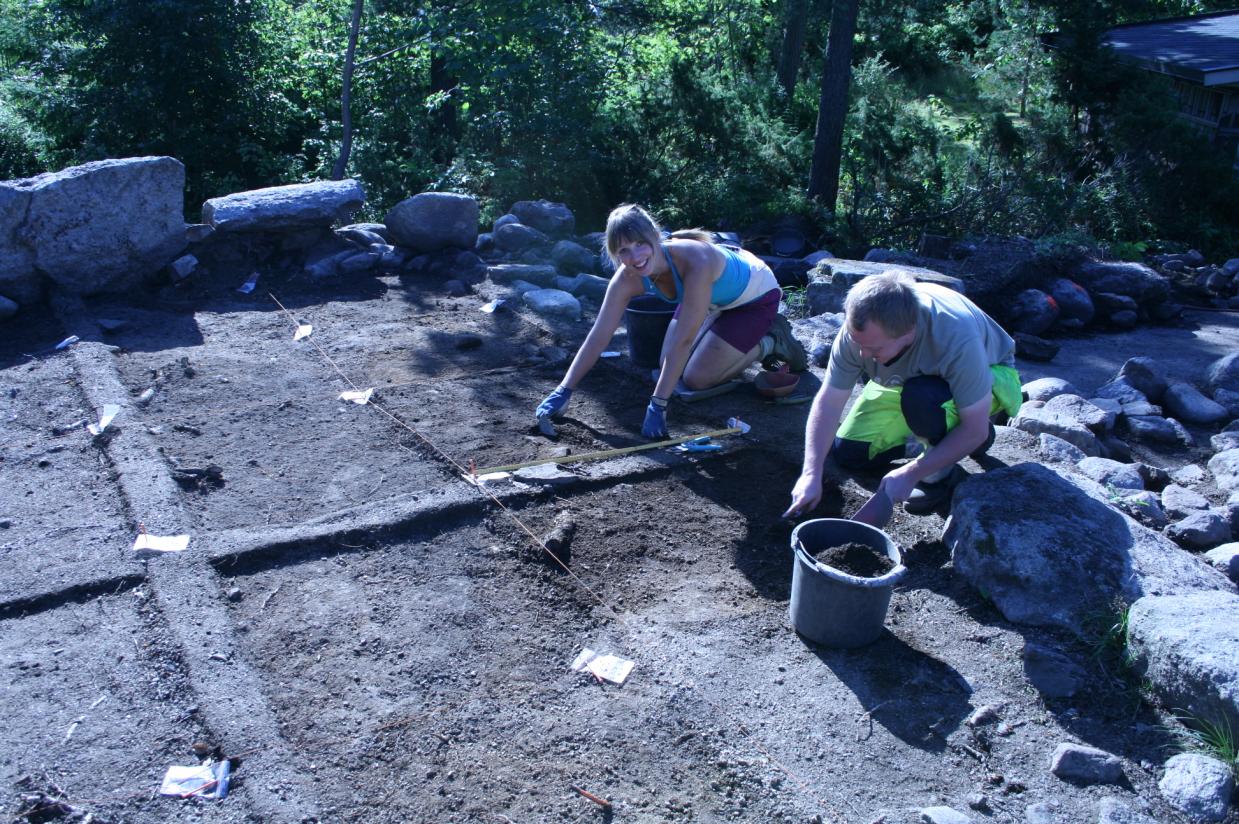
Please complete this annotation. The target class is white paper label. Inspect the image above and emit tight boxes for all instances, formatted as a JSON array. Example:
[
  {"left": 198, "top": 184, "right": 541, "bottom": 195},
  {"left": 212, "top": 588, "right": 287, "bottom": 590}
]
[
  {"left": 133, "top": 534, "right": 190, "bottom": 554},
  {"left": 87, "top": 404, "right": 121, "bottom": 435},
  {"left": 571, "top": 648, "right": 635, "bottom": 684}
]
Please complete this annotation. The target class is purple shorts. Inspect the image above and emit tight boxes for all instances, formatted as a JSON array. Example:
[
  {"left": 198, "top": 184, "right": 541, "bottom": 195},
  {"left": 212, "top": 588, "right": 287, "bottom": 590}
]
[{"left": 673, "top": 288, "right": 781, "bottom": 353}]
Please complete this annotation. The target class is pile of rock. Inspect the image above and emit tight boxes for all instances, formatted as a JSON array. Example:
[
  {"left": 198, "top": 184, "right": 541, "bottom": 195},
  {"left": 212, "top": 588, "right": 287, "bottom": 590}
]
[
  {"left": 835, "top": 237, "right": 1239, "bottom": 366},
  {"left": 794, "top": 257, "right": 1171, "bottom": 368},
  {"left": 193, "top": 189, "right": 613, "bottom": 322},
  {"left": 0, "top": 157, "right": 840, "bottom": 326},
  {"left": 1153, "top": 250, "right": 1239, "bottom": 310},
  {"left": 1012, "top": 354, "right": 1239, "bottom": 551},
  {"left": 941, "top": 351, "right": 1238, "bottom": 821}
]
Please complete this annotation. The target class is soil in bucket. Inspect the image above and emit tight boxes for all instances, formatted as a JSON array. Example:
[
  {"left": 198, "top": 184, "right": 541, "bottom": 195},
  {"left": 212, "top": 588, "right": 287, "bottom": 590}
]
[{"left": 814, "top": 541, "right": 896, "bottom": 577}]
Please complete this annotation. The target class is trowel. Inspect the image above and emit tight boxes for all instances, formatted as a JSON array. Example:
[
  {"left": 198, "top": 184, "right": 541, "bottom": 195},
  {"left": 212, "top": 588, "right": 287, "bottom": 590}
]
[{"left": 851, "top": 486, "right": 894, "bottom": 528}]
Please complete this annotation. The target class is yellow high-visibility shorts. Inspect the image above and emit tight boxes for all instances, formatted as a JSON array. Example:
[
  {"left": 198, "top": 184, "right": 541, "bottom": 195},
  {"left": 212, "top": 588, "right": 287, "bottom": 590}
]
[{"left": 836, "top": 365, "right": 1022, "bottom": 459}]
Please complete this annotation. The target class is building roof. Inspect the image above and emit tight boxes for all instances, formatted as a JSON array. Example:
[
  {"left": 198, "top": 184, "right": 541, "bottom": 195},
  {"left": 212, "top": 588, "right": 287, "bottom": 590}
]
[{"left": 1102, "top": 10, "right": 1239, "bottom": 86}]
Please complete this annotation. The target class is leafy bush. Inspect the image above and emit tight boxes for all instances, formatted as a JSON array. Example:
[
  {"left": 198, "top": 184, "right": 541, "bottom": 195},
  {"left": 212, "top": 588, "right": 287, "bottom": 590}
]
[{"left": 0, "top": 98, "right": 44, "bottom": 179}]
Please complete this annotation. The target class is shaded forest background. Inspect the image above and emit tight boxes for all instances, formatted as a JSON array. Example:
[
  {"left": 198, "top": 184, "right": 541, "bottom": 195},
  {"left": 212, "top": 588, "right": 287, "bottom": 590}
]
[{"left": 1, "top": 0, "right": 1237, "bottom": 256}]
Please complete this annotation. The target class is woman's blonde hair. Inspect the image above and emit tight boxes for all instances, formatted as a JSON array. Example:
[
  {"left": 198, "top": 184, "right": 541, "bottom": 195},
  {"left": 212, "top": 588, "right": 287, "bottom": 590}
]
[
  {"left": 604, "top": 203, "right": 713, "bottom": 267},
  {"left": 844, "top": 270, "right": 919, "bottom": 336}
]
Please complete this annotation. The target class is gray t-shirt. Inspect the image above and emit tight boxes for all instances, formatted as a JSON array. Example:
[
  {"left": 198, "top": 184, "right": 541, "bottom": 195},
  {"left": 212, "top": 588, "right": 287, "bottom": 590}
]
[{"left": 827, "top": 282, "right": 1015, "bottom": 408}]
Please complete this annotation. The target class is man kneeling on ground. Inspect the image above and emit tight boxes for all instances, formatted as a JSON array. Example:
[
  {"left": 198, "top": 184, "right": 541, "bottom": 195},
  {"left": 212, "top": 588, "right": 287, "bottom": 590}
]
[{"left": 784, "top": 271, "right": 1022, "bottom": 518}]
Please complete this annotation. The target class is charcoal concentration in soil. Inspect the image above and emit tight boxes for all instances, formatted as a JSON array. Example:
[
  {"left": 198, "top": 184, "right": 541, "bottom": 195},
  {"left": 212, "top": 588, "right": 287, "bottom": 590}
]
[{"left": 813, "top": 541, "right": 895, "bottom": 577}]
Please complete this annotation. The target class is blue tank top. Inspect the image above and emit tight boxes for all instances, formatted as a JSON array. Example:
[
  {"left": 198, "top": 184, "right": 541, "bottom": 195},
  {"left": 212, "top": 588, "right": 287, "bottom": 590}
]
[{"left": 643, "top": 245, "right": 749, "bottom": 307}]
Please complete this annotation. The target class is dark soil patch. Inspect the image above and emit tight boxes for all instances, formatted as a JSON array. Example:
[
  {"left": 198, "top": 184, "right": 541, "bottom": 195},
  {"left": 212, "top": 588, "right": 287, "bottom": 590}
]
[
  {"left": 813, "top": 540, "right": 895, "bottom": 577},
  {"left": 2, "top": 267, "right": 1232, "bottom": 823}
]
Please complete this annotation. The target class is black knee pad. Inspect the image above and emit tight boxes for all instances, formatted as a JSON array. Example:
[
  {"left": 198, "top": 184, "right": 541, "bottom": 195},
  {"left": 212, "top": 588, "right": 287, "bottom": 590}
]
[
  {"left": 901, "top": 376, "right": 952, "bottom": 444},
  {"left": 833, "top": 437, "right": 905, "bottom": 472},
  {"left": 970, "top": 422, "right": 997, "bottom": 459}
]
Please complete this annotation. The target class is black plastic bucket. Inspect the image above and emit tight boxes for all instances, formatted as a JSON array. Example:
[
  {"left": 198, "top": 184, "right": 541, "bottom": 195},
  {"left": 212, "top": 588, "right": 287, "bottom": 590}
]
[
  {"left": 624, "top": 295, "right": 674, "bottom": 368},
  {"left": 789, "top": 519, "right": 906, "bottom": 648}
]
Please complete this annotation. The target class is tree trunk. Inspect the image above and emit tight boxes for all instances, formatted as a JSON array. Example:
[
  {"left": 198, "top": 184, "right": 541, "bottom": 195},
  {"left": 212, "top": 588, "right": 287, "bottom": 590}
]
[
  {"left": 331, "top": 0, "right": 364, "bottom": 181},
  {"left": 777, "top": 0, "right": 809, "bottom": 100},
  {"left": 806, "top": 0, "right": 858, "bottom": 210},
  {"left": 429, "top": 49, "right": 459, "bottom": 164}
]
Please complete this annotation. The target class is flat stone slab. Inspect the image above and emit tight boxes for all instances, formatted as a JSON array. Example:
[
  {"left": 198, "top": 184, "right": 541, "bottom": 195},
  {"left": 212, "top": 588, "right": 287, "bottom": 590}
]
[
  {"left": 806, "top": 258, "right": 965, "bottom": 315},
  {"left": 203, "top": 179, "right": 365, "bottom": 233}
]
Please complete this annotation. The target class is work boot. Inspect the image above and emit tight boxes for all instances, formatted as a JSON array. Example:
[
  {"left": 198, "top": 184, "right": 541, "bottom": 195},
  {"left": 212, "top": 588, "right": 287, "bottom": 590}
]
[
  {"left": 761, "top": 314, "right": 808, "bottom": 373},
  {"left": 904, "top": 465, "right": 968, "bottom": 515}
]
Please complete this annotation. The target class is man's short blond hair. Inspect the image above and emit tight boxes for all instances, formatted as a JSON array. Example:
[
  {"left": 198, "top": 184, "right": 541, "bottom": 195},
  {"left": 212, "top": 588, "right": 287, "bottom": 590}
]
[{"left": 844, "top": 271, "right": 919, "bottom": 336}]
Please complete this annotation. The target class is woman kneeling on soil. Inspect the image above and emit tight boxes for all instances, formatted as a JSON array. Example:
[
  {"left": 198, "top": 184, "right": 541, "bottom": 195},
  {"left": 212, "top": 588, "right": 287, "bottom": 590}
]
[{"left": 535, "top": 204, "right": 807, "bottom": 438}]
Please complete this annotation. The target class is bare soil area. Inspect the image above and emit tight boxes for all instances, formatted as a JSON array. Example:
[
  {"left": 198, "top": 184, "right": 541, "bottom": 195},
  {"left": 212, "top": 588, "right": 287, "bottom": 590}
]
[{"left": 1, "top": 263, "right": 1236, "bottom": 823}]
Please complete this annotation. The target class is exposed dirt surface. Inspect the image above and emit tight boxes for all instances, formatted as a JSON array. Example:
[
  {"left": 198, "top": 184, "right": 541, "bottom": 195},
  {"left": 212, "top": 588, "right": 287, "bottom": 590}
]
[
  {"left": 812, "top": 542, "right": 896, "bottom": 578},
  {"left": 1, "top": 263, "right": 1237, "bottom": 823}
]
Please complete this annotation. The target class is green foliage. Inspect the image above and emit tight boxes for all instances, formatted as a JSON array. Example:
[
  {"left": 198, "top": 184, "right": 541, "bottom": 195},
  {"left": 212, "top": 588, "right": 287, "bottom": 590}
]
[
  {"left": 0, "top": 0, "right": 1232, "bottom": 255},
  {"left": 1084, "top": 599, "right": 1135, "bottom": 674},
  {"left": 1108, "top": 239, "right": 1148, "bottom": 261},
  {"left": 1080, "top": 600, "right": 1154, "bottom": 720},
  {"left": 4, "top": 0, "right": 310, "bottom": 209},
  {"left": 1169, "top": 711, "right": 1239, "bottom": 777},
  {"left": 1034, "top": 229, "right": 1106, "bottom": 260},
  {"left": 0, "top": 97, "right": 45, "bottom": 179}
]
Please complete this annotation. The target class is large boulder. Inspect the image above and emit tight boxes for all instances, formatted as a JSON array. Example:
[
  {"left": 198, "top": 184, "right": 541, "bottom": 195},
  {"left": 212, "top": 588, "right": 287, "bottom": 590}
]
[
  {"left": 0, "top": 182, "right": 39, "bottom": 303},
  {"left": 12, "top": 157, "right": 186, "bottom": 296},
  {"left": 1048, "top": 277, "right": 1095, "bottom": 325},
  {"left": 1077, "top": 457, "right": 1144, "bottom": 490},
  {"left": 804, "top": 259, "right": 964, "bottom": 316},
  {"left": 1043, "top": 393, "right": 1111, "bottom": 433},
  {"left": 495, "top": 222, "right": 549, "bottom": 253},
  {"left": 943, "top": 463, "right": 1230, "bottom": 637},
  {"left": 1128, "top": 590, "right": 1239, "bottom": 736},
  {"left": 1022, "top": 377, "right": 1079, "bottom": 403},
  {"left": 522, "top": 288, "right": 581, "bottom": 321},
  {"left": 1125, "top": 415, "right": 1184, "bottom": 445},
  {"left": 1158, "top": 753, "right": 1233, "bottom": 823},
  {"left": 384, "top": 192, "right": 478, "bottom": 253},
  {"left": 1006, "top": 288, "right": 1060, "bottom": 335},
  {"left": 552, "top": 273, "right": 608, "bottom": 302},
  {"left": 205, "top": 179, "right": 364, "bottom": 233},
  {"left": 550, "top": 239, "right": 597, "bottom": 275},
  {"left": 510, "top": 200, "right": 575, "bottom": 238},
  {"left": 1068, "top": 260, "right": 1172, "bottom": 305},
  {"left": 792, "top": 312, "right": 846, "bottom": 368}
]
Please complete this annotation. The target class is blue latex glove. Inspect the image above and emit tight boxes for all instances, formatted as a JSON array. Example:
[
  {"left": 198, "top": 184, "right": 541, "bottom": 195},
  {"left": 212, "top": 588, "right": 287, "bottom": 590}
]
[
  {"left": 536, "top": 385, "right": 572, "bottom": 419},
  {"left": 642, "top": 397, "right": 669, "bottom": 439}
]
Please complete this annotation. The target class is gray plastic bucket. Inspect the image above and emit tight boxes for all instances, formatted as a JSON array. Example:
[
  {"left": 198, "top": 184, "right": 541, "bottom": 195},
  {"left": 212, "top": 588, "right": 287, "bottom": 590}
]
[
  {"left": 624, "top": 295, "right": 674, "bottom": 368},
  {"left": 789, "top": 518, "right": 906, "bottom": 648}
]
